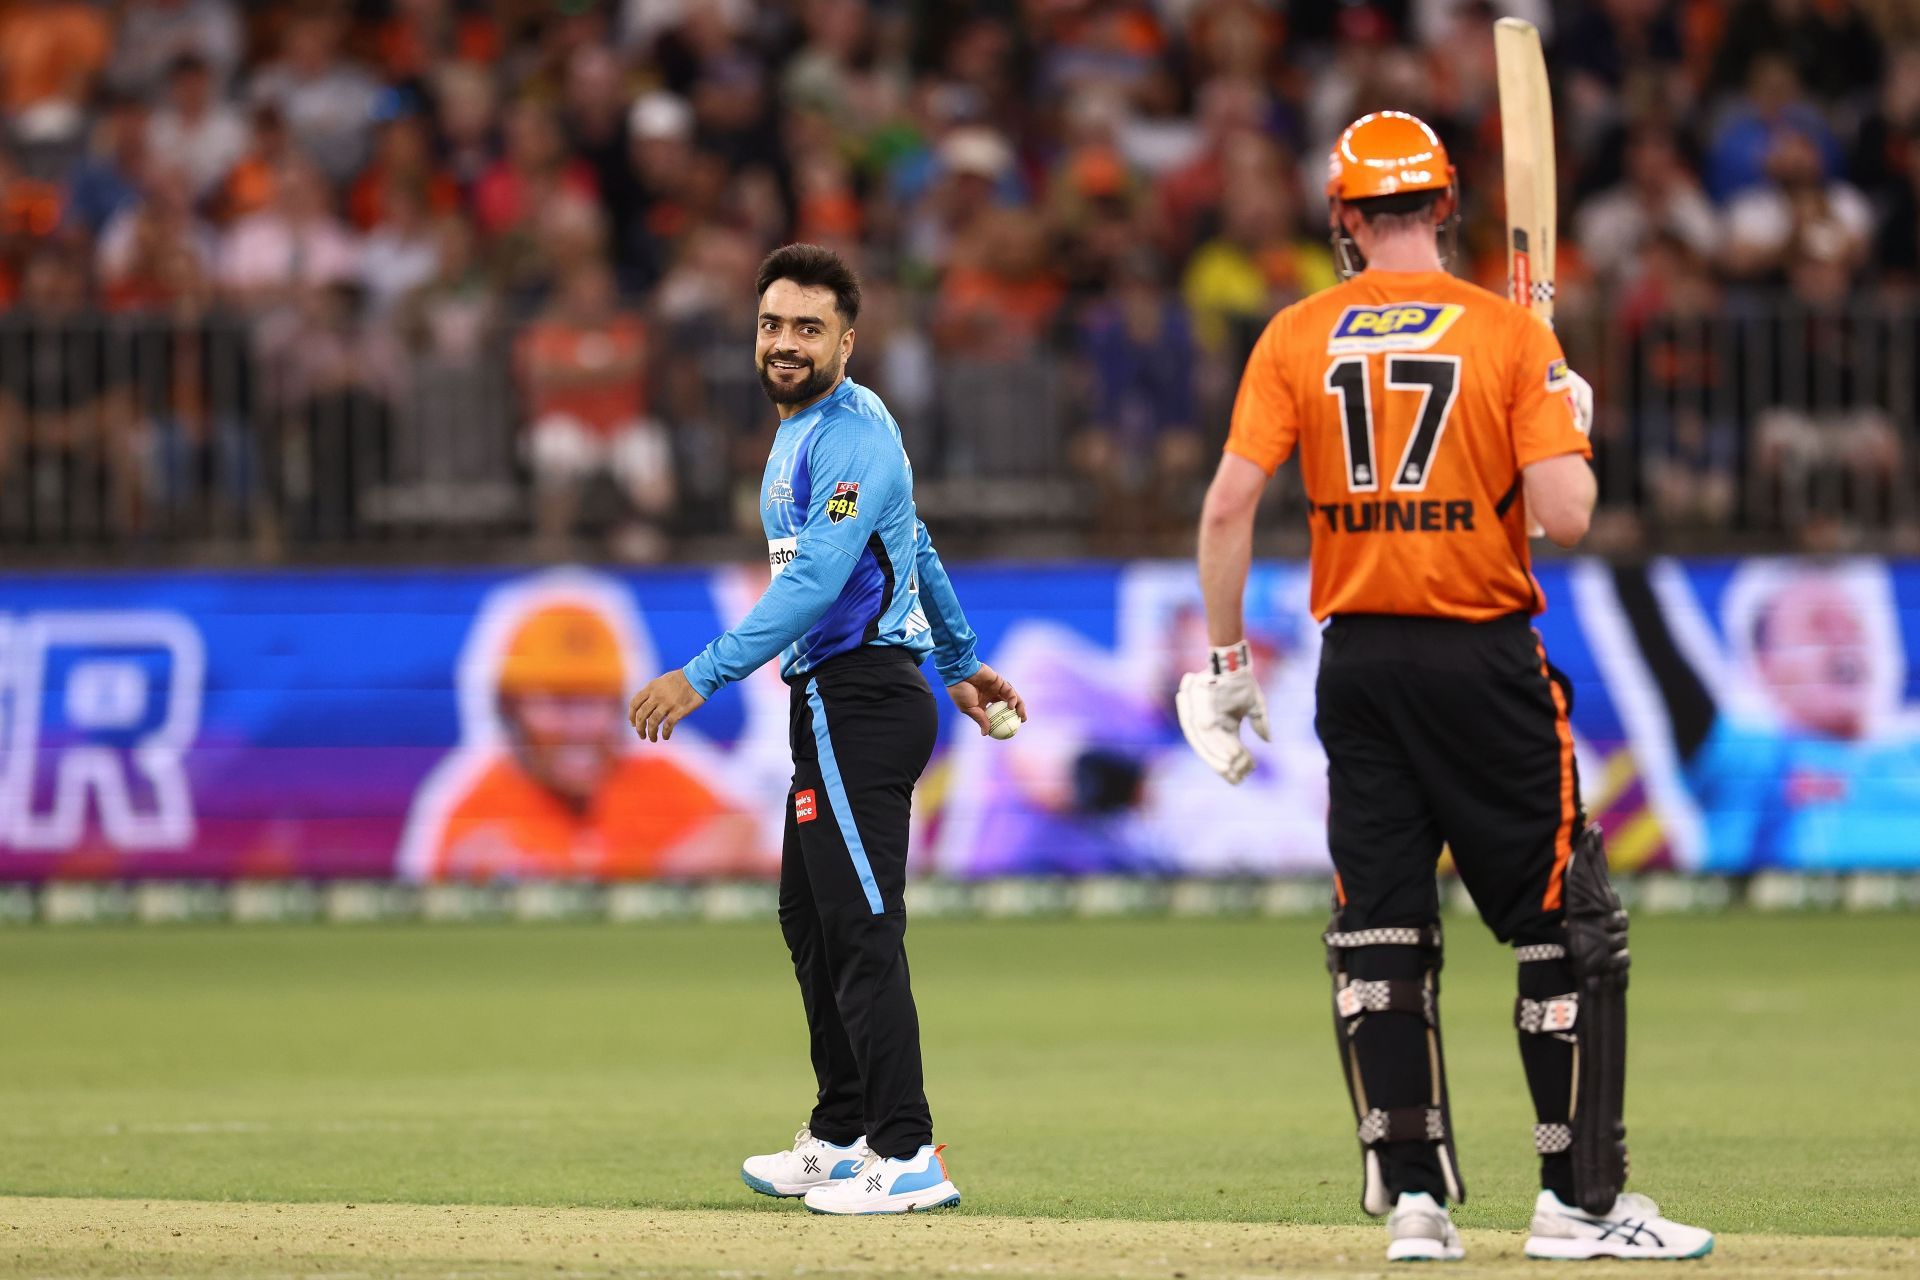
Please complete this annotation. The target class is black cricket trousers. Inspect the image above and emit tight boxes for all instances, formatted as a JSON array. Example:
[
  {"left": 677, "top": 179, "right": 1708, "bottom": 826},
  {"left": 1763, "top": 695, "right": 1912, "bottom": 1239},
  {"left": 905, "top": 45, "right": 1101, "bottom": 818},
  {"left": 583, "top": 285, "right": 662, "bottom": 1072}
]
[
  {"left": 1315, "top": 611, "right": 1585, "bottom": 1203},
  {"left": 1316, "top": 611, "right": 1581, "bottom": 945},
  {"left": 780, "top": 645, "right": 939, "bottom": 1159}
]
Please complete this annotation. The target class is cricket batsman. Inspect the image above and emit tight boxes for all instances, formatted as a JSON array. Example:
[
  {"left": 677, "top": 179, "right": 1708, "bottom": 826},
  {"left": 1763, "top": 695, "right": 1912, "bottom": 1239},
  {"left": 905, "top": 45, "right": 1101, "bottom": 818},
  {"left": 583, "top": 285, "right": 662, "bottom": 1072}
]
[
  {"left": 628, "top": 243, "right": 1025, "bottom": 1215},
  {"left": 1178, "top": 112, "right": 1714, "bottom": 1262}
]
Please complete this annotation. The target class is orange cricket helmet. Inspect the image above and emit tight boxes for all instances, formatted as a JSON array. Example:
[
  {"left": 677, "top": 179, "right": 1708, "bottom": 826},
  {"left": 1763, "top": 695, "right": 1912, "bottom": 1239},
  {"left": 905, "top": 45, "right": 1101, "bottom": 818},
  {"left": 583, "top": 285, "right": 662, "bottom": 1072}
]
[
  {"left": 1325, "top": 111, "right": 1455, "bottom": 203},
  {"left": 497, "top": 603, "right": 627, "bottom": 698}
]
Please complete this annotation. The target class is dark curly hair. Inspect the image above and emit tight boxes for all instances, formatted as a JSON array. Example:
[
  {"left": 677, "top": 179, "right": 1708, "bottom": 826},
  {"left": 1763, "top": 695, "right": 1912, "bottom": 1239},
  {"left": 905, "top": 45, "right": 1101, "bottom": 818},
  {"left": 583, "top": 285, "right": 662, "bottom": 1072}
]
[{"left": 755, "top": 243, "right": 862, "bottom": 328}]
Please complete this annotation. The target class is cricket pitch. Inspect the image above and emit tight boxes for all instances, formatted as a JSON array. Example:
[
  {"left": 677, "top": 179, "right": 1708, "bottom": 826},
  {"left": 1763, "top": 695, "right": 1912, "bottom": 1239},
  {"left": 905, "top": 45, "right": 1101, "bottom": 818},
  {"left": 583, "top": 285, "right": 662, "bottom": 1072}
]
[{"left": 3, "top": 1198, "right": 1915, "bottom": 1280}]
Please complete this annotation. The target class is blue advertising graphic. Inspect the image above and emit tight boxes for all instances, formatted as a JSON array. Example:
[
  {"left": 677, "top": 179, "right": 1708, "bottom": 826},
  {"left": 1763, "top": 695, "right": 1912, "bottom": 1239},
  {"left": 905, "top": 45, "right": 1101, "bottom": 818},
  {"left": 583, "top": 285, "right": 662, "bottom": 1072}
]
[{"left": 0, "top": 559, "right": 1914, "bottom": 881}]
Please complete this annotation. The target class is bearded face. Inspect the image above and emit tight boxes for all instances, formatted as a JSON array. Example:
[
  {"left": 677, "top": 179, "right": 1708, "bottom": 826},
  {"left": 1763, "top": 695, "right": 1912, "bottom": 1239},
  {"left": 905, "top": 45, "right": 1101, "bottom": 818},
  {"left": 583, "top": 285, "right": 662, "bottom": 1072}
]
[{"left": 756, "top": 278, "right": 851, "bottom": 407}]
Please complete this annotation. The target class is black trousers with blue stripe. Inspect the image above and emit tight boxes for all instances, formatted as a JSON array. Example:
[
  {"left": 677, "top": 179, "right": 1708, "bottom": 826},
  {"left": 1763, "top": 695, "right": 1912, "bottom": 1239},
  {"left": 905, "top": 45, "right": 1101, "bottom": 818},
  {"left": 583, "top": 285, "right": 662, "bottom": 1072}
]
[{"left": 781, "top": 645, "right": 939, "bottom": 1159}]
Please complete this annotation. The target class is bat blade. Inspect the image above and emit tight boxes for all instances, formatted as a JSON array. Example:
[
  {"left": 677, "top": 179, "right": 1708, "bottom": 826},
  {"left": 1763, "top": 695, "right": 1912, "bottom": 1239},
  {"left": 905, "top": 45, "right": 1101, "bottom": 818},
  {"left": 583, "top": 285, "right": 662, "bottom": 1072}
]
[{"left": 1496, "top": 16, "right": 1555, "bottom": 322}]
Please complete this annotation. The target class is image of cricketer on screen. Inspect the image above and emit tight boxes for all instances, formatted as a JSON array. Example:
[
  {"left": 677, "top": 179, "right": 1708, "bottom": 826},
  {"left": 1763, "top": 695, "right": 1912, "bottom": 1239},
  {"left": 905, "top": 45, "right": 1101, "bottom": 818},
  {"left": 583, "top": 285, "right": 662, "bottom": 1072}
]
[
  {"left": 1177, "top": 111, "right": 1713, "bottom": 1263},
  {"left": 627, "top": 243, "right": 1025, "bottom": 1216}
]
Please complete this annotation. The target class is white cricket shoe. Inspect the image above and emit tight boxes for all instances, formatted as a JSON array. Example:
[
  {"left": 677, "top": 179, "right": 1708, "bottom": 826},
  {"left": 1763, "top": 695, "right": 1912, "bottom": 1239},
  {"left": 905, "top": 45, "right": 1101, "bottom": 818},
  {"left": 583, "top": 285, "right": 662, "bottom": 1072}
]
[
  {"left": 1524, "top": 1190, "right": 1715, "bottom": 1260},
  {"left": 1386, "top": 1191, "right": 1465, "bottom": 1262},
  {"left": 740, "top": 1127, "right": 868, "bottom": 1198},
  {"left": 801, "top": 1143, "right": 960, "bottom": 1214}
]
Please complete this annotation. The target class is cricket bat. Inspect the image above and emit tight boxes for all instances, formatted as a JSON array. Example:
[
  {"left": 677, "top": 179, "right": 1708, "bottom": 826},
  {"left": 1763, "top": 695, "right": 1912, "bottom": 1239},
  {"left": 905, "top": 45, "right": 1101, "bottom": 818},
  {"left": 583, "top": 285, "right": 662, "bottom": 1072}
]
[
  {"left": 1496, "top": 16, "right": 1554, "bottom": 323},
  {"left": 1496, "top": 16, "right": 1555, "bottom": 536}
]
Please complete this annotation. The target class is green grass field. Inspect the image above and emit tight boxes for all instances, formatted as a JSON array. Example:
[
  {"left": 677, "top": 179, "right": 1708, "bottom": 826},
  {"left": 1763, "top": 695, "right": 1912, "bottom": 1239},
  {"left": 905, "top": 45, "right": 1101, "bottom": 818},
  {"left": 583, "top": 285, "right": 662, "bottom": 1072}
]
[{"left": 1, "top": 913, "right": 1916, "bottom": 1277}]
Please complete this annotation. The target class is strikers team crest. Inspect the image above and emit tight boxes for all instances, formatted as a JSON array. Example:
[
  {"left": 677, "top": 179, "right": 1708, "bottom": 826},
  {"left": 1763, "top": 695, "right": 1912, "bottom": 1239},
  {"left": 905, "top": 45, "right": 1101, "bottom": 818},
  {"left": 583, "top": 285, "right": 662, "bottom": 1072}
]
[{"left": 826, "top": 481, "right": 860, "bottom": 523}]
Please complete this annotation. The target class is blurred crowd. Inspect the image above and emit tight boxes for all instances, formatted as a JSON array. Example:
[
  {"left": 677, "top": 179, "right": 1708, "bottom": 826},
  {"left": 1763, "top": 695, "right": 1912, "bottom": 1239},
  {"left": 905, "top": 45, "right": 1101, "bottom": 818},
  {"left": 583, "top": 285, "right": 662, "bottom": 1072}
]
[{"left": 2, "top": 0, "right": 1919, "bottom": 558}]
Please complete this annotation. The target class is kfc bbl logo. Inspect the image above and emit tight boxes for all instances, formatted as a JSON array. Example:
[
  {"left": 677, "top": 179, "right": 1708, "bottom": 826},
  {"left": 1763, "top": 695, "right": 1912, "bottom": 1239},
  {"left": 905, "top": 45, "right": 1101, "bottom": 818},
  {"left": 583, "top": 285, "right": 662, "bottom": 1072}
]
[{"left": 826, "top": 481, "right": 860, "bottom": 523}]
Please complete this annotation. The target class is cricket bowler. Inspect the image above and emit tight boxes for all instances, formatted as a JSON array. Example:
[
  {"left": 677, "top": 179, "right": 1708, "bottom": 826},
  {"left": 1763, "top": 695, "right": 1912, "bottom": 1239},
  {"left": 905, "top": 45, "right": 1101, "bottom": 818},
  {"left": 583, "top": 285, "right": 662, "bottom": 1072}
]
[
  {"left": 1179, "top": 112, "right": 1714, "bottom": 1262},
  {"left": 628, "top": 243, "right": 1025, "bottom": 1215}
]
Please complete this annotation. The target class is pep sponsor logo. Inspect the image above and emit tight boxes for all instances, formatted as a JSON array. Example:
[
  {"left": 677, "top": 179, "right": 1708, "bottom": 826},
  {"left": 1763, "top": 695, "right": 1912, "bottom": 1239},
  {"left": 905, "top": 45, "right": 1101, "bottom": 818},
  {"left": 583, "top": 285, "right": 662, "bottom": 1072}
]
[
  {"left": 1328, "top": 302, "right": 1464, "bottom": 353},
  {"left": 1545, "top": 357, "right": 1571, "bottom": 391}
]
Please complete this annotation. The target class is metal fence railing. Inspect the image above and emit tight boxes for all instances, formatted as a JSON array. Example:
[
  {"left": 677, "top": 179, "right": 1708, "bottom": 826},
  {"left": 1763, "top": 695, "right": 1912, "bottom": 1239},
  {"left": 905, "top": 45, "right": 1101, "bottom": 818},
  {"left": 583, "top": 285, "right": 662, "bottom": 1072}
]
[
  {"left": 0, "top": 296, "right": 1912, "bottom": 562},
  {"left": 1559, "top": 297, "right": 1920, "bottom": 549}
]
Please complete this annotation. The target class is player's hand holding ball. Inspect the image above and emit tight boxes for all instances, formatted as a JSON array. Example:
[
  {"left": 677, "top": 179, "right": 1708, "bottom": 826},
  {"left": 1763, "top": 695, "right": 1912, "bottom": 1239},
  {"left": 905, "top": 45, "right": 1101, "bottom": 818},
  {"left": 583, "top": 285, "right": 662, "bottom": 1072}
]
[
  {"left": 1176, "top": 640, "right": 1269, "bottom": 785},
  {"left": 948, "top": 663, "right": 1027, "bottom": 738}
]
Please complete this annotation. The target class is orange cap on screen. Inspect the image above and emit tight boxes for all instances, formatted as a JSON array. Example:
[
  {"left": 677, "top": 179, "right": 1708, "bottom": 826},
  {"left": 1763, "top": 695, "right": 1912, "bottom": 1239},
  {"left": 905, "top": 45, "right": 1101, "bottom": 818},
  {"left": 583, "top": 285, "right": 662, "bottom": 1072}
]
[
  {"left": 1325, "top": 111, "right": 1455, "bottom": 202},
  {"left": 497, "top": 604, "right": 626, "bottom": 697}
]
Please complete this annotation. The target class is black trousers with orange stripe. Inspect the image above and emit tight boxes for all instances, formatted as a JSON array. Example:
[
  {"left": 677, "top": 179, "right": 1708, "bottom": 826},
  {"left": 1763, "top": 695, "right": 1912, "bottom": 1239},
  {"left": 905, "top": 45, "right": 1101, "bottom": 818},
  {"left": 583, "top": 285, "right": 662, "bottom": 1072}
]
[{"left": 1315, "top": 611, "right": 1582, "bottom": 1204}]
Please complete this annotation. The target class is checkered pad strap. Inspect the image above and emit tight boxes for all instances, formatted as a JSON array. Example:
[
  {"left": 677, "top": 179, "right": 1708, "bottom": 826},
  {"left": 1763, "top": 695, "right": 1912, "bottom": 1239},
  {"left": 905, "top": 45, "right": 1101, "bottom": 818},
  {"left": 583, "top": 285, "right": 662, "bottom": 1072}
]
[
  {"left": 1358, "top": 1106, "right": 1447, "bottom": 1146},
  {"left": 1336, "top": 979, "right": 1432, "bottom": 1025},
  {"left": 1515, "top": 943, "right": 1567, "bottom": 963},
  {"left": 1532, "top": 281, "right": 1556, "bottom": 305},
  {"left": 1534, "top": 1123, "right": 1574, "bottom": 1154},
  {"left": 1516, "top": 993, "right": 1580, "bottom": 1035},
  {"left": 1325, "top": 926, "right": 1435, "bottom": 950}
]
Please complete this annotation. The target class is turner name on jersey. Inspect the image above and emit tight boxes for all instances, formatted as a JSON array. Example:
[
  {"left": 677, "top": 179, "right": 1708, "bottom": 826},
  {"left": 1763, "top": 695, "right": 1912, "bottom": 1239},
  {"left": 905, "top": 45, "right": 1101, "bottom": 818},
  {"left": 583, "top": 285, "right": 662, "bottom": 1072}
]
[{"left": 1314, "top": 498, "right": 1477, "bottom": 534}]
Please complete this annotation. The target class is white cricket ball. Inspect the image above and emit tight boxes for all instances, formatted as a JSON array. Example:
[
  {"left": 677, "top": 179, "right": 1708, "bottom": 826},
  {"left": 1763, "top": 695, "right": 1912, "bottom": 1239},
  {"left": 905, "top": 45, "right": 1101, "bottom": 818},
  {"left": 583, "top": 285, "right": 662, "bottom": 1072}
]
[{"left": 986, "top": 700, "right": 1019, "bottom": 740}]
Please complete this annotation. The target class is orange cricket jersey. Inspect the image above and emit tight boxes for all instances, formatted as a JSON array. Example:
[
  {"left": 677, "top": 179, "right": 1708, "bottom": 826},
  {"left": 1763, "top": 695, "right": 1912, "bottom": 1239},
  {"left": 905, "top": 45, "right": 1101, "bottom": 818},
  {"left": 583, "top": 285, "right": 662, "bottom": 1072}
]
[
  {"left": 426, "top": 753, "right": 727, "bottom": 881},
  {"left": 1225, "top": 270, "right": 1590, "bottom": 621}
]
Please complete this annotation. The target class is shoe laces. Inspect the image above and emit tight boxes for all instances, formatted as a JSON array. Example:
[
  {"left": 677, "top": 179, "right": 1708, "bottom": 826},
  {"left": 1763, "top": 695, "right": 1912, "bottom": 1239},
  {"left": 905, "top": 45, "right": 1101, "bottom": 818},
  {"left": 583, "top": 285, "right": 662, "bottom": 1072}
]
[
  {"left": 1392, "top": 1195, "right": 1450, "bottom": 1228},
  {"left": 1612, "top": 1192, "right": 1661, "bottom": 1218},
  {"left": 795, "top": 1128, "right": 870, "bottom": 1165}
]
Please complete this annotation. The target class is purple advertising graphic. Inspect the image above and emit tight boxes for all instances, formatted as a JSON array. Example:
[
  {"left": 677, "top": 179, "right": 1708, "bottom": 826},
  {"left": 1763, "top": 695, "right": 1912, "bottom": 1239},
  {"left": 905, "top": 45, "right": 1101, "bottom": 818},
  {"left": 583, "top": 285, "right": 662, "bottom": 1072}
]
[{"left": 2, "top": 559, "right": 1917, "bottom": 881}]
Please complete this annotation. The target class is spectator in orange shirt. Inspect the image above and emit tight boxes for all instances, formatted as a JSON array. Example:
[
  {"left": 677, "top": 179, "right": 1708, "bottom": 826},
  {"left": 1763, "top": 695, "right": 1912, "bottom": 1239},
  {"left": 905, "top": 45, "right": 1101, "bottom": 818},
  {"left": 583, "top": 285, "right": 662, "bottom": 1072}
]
[
  {"left": 212, "top": 104, "right": 292, "bottom": 225},
  {"left": 518, "top": 260, "right": 673, "bottom": 557},
  {"left": 346, "top": 107, "right": 460, "bottom": 232},
  {"left": 373, "top": 0, "right": 499, "bottom": 83},
  {"left": 0, "top": 147, "right": 63, "bottom": 280},
  {"left": 933, "top": 208, "right": 1065, "bottom": 359},
  {"left": 405, "top": 597, "right": 761, "bottom": 882},
  {"left": 0, "top": 0, "right": 110, "bottom": 144}
]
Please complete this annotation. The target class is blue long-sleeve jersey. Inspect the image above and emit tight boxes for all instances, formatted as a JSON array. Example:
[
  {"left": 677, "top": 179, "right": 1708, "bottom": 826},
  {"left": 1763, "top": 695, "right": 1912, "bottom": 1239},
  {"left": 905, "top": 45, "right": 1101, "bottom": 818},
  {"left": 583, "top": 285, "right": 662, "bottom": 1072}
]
[{"left": 684, "top": 377, "right": 981, "bottom": 697}]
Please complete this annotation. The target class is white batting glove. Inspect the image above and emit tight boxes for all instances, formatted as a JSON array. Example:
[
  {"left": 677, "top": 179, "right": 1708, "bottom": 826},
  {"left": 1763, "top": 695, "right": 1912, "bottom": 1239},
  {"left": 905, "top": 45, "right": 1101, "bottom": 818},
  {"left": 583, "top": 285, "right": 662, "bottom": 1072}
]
[
  {"left": 1531, "top": 368, "right": 1595, "bottom": 536},
  {"left": 1569, "top": 368, "right": 1594, "bottom": 435},
  {"left": 1175, "top": 641, "right": 1270, "bottom": 786}
]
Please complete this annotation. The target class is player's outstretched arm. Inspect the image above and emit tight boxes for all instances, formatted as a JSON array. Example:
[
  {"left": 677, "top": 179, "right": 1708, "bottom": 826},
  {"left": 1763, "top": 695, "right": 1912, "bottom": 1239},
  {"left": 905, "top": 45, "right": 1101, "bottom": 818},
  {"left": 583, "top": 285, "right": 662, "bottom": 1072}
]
[
  {"left": 663, "top": 424, "right": 904, "bottom": 728},
  {"left": 677, "top": 541, "right": 861, "bottom": 703}
]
